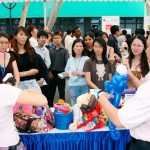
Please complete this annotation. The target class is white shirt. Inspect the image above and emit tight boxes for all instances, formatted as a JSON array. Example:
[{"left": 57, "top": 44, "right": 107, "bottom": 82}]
[
  {"left": 65, "top": 35, "right": 73, "bottom": 57},
  {"left": 29, "top": 37, "right": 38, "bottom": 48},
  {"left": 34, "top": 46, "right": 51, "bottom": 68},
  {"left": 0, "top": 84, "right": 21, "bottom": 147},
  {"left": 118, "top": 80, "right": 150, "bottom": 142}
]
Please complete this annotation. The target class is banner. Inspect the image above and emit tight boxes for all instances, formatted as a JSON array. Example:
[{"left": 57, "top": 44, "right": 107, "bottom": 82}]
[{"left": 102, "top": 16, "right": 120, "bottom": 35}]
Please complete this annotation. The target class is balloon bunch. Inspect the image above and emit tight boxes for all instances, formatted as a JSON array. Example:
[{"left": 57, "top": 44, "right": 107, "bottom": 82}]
[{"left": 104, "top": 64, "right": 129, "bottom": 140}]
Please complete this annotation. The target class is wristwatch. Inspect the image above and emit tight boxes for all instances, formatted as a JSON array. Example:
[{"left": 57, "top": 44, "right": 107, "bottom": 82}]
[{"left": 97, "top": 90, "right": 104, "bottom": 99}]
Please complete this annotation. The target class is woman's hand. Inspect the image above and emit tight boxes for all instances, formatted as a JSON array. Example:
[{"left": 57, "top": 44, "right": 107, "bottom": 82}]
[
  {"left": 37, "top": 78, "right": 44, "bottom": 87},
  {"left": 64, "top": 72, "right": 69, "bottom": 77},
  {"left": 72, "top": 71, "right": 78, "bottom": 76},
  {"left": 72, "top": 71, "right": 83, "bottom": 76},
  {"left": 122, "top": 60, "right": 133, "bottom": 77}
]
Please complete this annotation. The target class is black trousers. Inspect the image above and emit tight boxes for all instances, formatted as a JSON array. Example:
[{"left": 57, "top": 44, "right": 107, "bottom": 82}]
[
  {"left": 41, "top": 85, "right": 51, "bottom": 107},
  {"left": 49, "top": 71, "right": 66, "bottom": 107},
  {"left": 129, "top": 138, "right": 150, "bottom": 150},
  {"left": 8, "top": 141, "right": 20, "bottom": 150}
]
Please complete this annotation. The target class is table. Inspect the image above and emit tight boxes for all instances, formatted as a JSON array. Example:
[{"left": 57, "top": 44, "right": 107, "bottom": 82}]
[{"left": 19, "top": 127, "right": 131, "bottom": 150}]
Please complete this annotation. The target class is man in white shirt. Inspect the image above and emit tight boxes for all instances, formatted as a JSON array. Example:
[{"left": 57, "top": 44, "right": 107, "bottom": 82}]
[
  {"left": 72, "top": 26, "right": 82, "bottom": 41},
  {"left": 27, "top": 25, "right": 38, "bottom": 48},
  {"left": 65, "top": 29, "right": 73, "bottom": 57},
  {"left": 34, "top": 30, "right": 51, "bottom": 105},
  {"left": 34, "top": 30, "right": 51, "bottom": 69},
  {"left": 117, "top": 29, "right": 127, "bottom": 49},
  {"left": 0, "top": 84, "right": 47, "bottom": 149},
  {"left": 97, "top": 71, "right": 150, "bottom": 149}
]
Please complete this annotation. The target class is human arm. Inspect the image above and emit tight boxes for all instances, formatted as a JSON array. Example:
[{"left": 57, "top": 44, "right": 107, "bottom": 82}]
[
  {"left": 44, "top": 49, "right": 51, "bottom": 68},
  {"left": 16, "top": 89, "right": 47, "bottom": 106},
  {"left": 12, "top": 60, "right": 20, "bottom": 87},
  {"left": 146, "top": 47, "right": 150, "bottom": 63},
  {"left": 108, "top": 46, "right": 115, "bottom": 62},
  {"left": 37, "top": 78, "right": 45, "bottom": 87},
  {"left": 85, "top": 72, "right": 99, "bottom": 89},
  {"left": 20, "top": 69, "right": 39, "bottom": 77},
  {"left": 98, "top": 92, "right": 124, "bottom": 128},
  {"left": 0, "top": 84, "right": 47, "bottom": 107},
  {"left": 108, "top": 73, "right": 112, "bottom": 80},
  {"left": 48, "top": 71, "right": 54, "bottom": 79},
  {"left": 64, "top": 49, "right": 69, "bottom": 65},
  {"left": 114, "top": 53, "right": 122, "bottom": 63},
  {"left": 123, "top": 60, "right": 142, "bottom": 89}
]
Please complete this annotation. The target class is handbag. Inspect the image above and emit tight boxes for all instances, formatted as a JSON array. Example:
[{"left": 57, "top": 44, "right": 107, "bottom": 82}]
[{"left": 14, "top": 105, "right": 54, "bottom": 133}]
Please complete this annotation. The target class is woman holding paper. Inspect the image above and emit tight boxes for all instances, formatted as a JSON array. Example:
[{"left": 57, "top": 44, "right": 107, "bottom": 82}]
[
  {"left": 0, "top": 32, "right": 20, "bottom": 87},
  {"left": 65, "top": 39, "right": 89, "bottom": 106}
]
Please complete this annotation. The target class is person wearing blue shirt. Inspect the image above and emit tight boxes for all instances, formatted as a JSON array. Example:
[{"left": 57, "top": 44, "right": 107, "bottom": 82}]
[{"left": 65, "top": 39, "right": 89, "bottom": 106}]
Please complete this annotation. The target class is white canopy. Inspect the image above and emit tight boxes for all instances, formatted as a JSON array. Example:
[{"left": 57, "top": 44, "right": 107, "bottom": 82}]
[{"left": 0, "top": 0, "right": 145, "bottom": 3}]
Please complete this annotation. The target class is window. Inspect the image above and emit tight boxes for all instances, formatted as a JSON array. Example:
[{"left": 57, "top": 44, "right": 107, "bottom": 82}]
[
  {"left": 91, "top": 18, "right": 99, "bottom": 24},
  {"left": 0, "top": 19, "right": 6, "bottom": 25},
  {"left": 126, "top": 18, "right": 136, "bottom": 24},
  {"left": 75, "top": 18, "right": 84, "bottom": 23}
]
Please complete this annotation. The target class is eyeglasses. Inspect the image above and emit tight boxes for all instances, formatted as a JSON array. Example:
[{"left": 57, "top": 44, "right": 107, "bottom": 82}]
[
  {"left": 0, "top": 41, "right": 9, "bottom": 46},
  {"left": 131, "top": 44, "right": 144, "bottom": 48}
]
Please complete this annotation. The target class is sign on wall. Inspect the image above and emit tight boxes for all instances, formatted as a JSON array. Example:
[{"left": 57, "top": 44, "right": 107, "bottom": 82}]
[
  {"left": 102, "top": 16, "right": 120, "bottom": 35},
  {"left": 144, "top": 16, "right": 150, "bottom": 32}
]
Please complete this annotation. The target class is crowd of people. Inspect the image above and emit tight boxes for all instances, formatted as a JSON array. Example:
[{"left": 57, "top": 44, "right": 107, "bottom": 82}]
[
  {"left": 0, "top": 24, "right": 150, "bottom": 149},
  {"left": 1, "top": 25, "right": 150, "bottom": 106}
]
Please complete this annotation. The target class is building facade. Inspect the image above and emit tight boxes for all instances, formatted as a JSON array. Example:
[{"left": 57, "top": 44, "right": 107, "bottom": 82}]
[{"left": 0, "top": 1, "right": 145, "bottom": 35}]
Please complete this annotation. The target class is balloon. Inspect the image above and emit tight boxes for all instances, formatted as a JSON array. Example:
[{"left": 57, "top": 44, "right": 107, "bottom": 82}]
[
  {"left": 22, "top": 105, "right": 33, "bottom": 115},
  {"left": 13, "top": 104, "right": 21, "bottom": 114},
  {"left": 36, "top": 106, "right": 43, "bottom": 116},
  {"left": 122, "top": 88, "right": 136, "bottom": 95},
  {"left": 116, "top": 64, "right": 127, "bottom": 75},
  {"left": 104, "top": 64, "right": 129, "bottom": 140}
]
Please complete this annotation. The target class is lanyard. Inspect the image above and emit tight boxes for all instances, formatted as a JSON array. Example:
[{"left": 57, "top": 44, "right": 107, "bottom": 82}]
[
  {"left": 0, "top": 53, "right": 6, "bottom": 79},
  {"left": 74, "top": 57, "right": 82, "bottom": 71}
]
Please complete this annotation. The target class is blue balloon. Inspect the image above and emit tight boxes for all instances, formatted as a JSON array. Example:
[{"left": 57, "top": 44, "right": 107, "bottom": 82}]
[{"left": 104, "top": 72, "right": 128, "bottom": 140}]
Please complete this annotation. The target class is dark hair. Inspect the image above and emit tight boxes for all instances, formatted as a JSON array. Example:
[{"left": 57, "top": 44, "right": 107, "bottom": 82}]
[
  {"left": 27, "top": 25, "right": 36, "bottom": 37},
  {"left": 146, "top": 31, "right": 149, "bottom": 36},
  {"left": 13, "top": 26, "right": 35, "bottom": 63},
  {"left": 99, "top": 32, "right": 109, "bottom": 39},
  {"left": 91, "top": 37, "right": 108, "bottom": 64},
  {"left": 129, "top": 34, "right": 149, "bottom": 77},
  {"left": 37, "top": 30, "right": 48, "bottom": 39},
  {"left": 125, "top": 34, "right": 132, "bottom": 41},
  {"left": 72, "top": 26, "right": 80, "bottom": 34},
  {"left": 66, "top": 29, "right": 72, "bottom": 35},
  {"left": 53, "top": 30, "right": 62, "bottom": 38},
  {"left": 48, "top": 32, "right": 53, "bottom": 42},
  {"left": 122, "top": 30, "right": 127, "bottom": 35},
  {"left": 135, "top": 28, "right": 145, "bottom": 36},
  {"left": 72, "top": 39, "right": 86, "bottom": 57},
  {"left": 146, "top": 31, "right": 149, "bottom": 39},
  {"left": 92, "top": 30, "right": 103, "bottom": 38},
  {"left": 83, "top": 32, "right": 95, "bottom": 40},
  {"left": 110, "top": 25, "right": 119, "bottom": 35},
  {"left": 0, "top": 32, "right": 9, "bottom": 40},
  {"left": 125, "top": 34, "right": 132, "bottom": 47}
]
